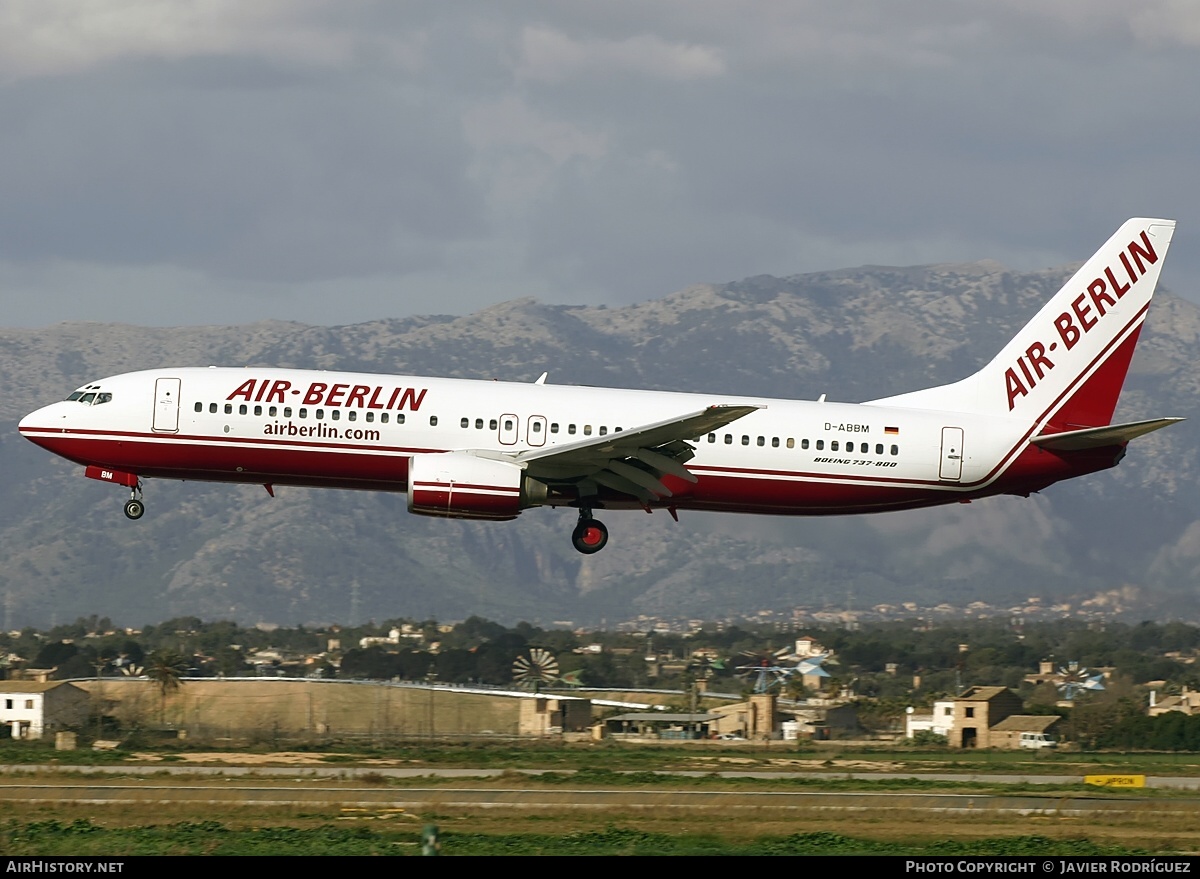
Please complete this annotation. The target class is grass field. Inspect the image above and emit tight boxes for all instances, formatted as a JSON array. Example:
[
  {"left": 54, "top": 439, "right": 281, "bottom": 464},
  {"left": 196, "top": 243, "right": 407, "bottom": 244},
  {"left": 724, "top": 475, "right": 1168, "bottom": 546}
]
[{"left": 3, "top": 740, "right": 1200, "bottom": 855}]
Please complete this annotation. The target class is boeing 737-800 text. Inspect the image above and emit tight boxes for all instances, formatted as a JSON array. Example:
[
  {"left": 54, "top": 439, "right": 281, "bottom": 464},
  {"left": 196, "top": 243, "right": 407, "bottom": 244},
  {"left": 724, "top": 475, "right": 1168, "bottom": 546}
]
[{"left": 19, "top": 218, "right": 1182, "bottom": 554}]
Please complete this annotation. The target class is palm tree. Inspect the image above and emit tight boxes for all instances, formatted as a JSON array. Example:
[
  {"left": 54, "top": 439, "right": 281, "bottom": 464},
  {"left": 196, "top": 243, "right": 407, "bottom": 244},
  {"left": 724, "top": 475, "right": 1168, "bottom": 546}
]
[{"left": 145, "top": 649, "right": 187, "bottom": 724}]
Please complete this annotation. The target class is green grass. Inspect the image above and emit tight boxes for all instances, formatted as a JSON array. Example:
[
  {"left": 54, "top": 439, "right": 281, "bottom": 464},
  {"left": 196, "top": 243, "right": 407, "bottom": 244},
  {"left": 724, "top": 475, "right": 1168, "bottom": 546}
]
[
  {"left": 4, "top": 738, "right": 1200, "bottom": 775},
  {"left": 0, "top": 819, "right": 1159, "bottom": 857}
]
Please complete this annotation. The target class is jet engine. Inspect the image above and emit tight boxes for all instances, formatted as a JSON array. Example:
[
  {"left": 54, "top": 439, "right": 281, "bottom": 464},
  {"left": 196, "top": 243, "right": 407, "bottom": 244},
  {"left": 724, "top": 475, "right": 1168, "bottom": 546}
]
[{"left": 407, "top": 452, "right": 547, "bottom": 520}]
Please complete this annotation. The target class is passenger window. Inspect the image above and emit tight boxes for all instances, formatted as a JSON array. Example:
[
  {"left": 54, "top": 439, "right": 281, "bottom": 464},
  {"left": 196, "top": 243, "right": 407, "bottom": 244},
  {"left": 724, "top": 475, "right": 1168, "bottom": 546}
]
[
  {"left": 209, "top": 403, "right": 218, "bottom": 414},
  {"left": 254, "top": 405, "right": 262, "bottom": 416},
  {"left": 890, "top": 445, "right": 898, "bottom": 455},
  {"left": 771, "top": 437, "right": 779, "bottom": 448},
  {"left": 476, "top": 418, "right": 484, "bottom": 429},
  {"left": 347, "top": 411, "right": 356, "bottom": 421},
  {"left": 239, "top": 404, "right": 247, "bottom": 415},
  {"left": 598, "top": 426, "right": 606, "bottom": 435},
  {"left": 708, "top": 433, "right": 716, "bottom": 443},
  {"left": 724, "top": 434, "right": 732, "bottom": 444},
  {"left": 365, "top": 412, "right": 374, "bottom": 422},
  {"left": 831, "top": 441, "right": 839, "bottom": 451},
  {"left": 816, "top": 440, "right": 824, "bottom": 450},
  {"left": 299, "top": 408, "right": 307, "bottom": 418},
  {"left": 461, "top": 417, "right": 469, "bottom": 428},
  {"left": 568, "top": 425, "right": 576, "bottom": 435},
  {"left": 224, "top": 403, "right": 232, "bottom": 414},
  {"left": 284, "top": 407, "right": 292, "bottom": 418},
  {"left": 331, "top": 410, "right": 340, "bottom": 421},
  {"left": 550, "top": 423, "right": 559, "bottom": 434},
  {"left": 800, "top": 439, "right": 808, "bottom": 449},
  {"left": 533, "top": 421, "right": 543, "bottom": 433},
  {"left": 382, "top": 413, "right": 390, "bottom": 424},
  {"left": 787, "top": 438, "right": 795, "bottom": 449},
  {"left": 490, "top": 419, "right": 498, "bottom": 430},
  {"left": 269, "top": 406, "right": 277, "bottom": 417},
  {"left": 316, "top": 409, "right": 324, "bottom": 420},
  {"left": 584, "top": 425, "right": 592, "bottom": 436},
  {"left": 757, "top": 436, "right": 765, "bottom": 447},
  {"left": 741, "top": 435, "right": 749, "bottom": 445},
  {"left": 876, "top": 443, "right": 883, "bottom": 454},
  {"left": 504, "top": 418, "right": 513, "bottom": 431},
  {"left": 430, "top": 416, "right": 438, "bottom": 426},
  {"left": 396, "top": 413, "right": 404, "bottom": 424},
  {"left": 194, "top": 402, "right": 203, "bottom": 413}
]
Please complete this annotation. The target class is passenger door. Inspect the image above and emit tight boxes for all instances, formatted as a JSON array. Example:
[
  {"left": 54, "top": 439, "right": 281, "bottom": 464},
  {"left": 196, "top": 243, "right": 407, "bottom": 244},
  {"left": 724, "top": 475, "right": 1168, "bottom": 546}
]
[{"left": 152, "top": 377, "right": 181, "bottom": 433}]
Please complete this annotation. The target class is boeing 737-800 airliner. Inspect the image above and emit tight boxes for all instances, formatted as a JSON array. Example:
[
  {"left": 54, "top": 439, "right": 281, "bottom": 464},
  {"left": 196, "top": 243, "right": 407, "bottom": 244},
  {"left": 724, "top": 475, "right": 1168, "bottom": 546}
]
[{"left": 19, "top": 218, "right": 1182, "bottom": 554}]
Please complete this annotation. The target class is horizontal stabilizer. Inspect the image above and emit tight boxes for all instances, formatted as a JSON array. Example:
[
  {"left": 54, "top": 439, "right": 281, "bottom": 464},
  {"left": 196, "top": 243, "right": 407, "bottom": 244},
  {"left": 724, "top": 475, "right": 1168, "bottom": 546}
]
[{"left": 1030, "top": 417, "right": 1185, "bottom": 451}]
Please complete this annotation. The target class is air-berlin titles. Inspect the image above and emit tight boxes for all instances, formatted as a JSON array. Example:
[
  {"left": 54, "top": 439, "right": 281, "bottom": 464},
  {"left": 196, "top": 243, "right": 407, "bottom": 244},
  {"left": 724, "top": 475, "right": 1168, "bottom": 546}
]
[
  {"left": 1004, "top": 229, "right": 1159, "bottom": 411},
  {"left": 226, "top": 379, "right": 428, "bottom": 411}
]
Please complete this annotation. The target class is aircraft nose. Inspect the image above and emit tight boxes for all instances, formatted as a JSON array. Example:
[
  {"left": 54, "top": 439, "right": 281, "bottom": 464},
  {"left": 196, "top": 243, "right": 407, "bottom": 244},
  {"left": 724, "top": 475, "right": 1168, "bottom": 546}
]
[
  {"left": 18, "top": 403, "right": 65, "bottom": 438},
  {"left": 18, "top": 407, "right": 40, "bottom": 433}
]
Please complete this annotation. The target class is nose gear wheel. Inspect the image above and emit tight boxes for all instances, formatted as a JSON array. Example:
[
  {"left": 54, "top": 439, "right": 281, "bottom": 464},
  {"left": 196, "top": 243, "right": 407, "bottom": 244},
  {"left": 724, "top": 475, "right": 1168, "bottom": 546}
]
[{"left": 123, "top": 481, "right": 145, "bottom": 520}]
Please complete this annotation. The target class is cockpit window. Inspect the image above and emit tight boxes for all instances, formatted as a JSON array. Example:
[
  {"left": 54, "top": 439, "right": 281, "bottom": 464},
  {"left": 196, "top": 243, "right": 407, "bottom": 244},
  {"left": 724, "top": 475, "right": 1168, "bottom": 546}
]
[{"left": 65, "top": 388, "right": 112, "bottom": 405}]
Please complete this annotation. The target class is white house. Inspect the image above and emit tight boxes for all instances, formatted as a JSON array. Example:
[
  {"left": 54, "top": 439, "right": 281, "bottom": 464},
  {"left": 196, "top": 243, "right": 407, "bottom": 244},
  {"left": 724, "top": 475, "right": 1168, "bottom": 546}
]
[
  {"left": 1, "top": 681, "right": 90, "bottom": 739},
  {"left": 904, "top": 700, "right": 956, "bottom": 740}
]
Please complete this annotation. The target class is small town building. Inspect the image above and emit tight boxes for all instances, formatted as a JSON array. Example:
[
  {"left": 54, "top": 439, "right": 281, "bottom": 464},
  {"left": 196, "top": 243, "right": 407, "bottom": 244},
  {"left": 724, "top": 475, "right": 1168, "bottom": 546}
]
[
  {"left": 904, "top": 700, "right": 955, "bottom": 740},
  {"left": 912, "top": 687, "right": 1060, "bottom": 749},
  {"left": 949, "top": 686, "right": 1024, "bottom": 748},
  {"left": 0, "top": 682, "right": 90, "bottom": 740},
  {"left": 1149, "top": 687, "right": 1200, "bottom": 717},
  {"left": 518, "top": 695, "right": 592, "bottom": 735},
  {"left": 601, "top": 712, "right": 719, "bottom": 740},
  {"left": 705, "top": 693, "right": 859, "bottom": 741},
  {"left": 988, "top": 715, "right": 1061, "bottom": 749}
]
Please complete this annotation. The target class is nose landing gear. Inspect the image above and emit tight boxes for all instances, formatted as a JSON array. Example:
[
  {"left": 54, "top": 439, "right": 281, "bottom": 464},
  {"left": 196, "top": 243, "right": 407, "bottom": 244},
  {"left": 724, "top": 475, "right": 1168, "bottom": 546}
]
[
  {"left": 123, "top": 483, "right": 145, "bottom": 520},
  {"left": 571, "top": 510, "right": 608, "bottom": 554},
  {"left": 82, "top": 466, "right": 145, "bottom": 521}
]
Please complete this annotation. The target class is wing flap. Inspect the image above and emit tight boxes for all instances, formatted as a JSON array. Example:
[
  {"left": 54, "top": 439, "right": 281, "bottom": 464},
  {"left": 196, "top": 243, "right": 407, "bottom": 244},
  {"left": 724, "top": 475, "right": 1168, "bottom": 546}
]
[
  {"left": 515, "top": 403, "right": 761, "bottom": 500},
  {"left": 1030, "top": 417, "right": 1185, "bottom": 451}
]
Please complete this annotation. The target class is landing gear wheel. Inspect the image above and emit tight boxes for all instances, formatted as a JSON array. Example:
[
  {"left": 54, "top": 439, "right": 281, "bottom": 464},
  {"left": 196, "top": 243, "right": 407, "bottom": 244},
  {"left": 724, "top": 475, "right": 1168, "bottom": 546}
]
[
  {"left": 571, "top": 517, "right": 608, "bottom": 554},
  {"left": 123, "top": 498, "right": 145, "bottom": 520}
]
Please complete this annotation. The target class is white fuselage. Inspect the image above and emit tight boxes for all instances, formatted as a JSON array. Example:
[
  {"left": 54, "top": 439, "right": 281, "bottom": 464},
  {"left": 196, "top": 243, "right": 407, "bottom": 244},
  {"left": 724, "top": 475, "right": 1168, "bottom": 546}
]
[{"left": 19, "top": 365, "right": 1099, "bottom": 516}]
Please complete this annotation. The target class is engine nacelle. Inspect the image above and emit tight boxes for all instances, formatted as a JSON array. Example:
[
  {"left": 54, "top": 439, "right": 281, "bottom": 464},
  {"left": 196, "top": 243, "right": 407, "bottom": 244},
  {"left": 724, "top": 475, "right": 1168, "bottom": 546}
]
[{"left": 407, "top": 452, "right": 547, "bottom": 520}]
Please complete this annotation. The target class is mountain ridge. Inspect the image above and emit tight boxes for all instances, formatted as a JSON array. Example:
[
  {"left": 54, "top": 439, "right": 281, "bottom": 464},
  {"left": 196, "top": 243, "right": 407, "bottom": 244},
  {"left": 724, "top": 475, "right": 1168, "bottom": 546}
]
[{"left": 2, "top": 258, "right": 1196, "bottom": 628}]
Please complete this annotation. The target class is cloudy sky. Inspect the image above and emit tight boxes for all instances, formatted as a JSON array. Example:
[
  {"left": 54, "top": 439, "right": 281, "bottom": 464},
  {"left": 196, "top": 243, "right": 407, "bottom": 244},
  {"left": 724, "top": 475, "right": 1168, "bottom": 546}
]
[{"left": 1, "top": 1, "right": 1197, "bottom": 328}]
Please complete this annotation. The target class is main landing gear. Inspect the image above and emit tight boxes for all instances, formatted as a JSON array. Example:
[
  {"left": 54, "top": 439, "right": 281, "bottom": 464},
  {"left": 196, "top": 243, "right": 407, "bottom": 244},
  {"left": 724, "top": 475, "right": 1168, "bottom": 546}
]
[{"left": 571, "top": 509, "right": 608, "bottom": 555}]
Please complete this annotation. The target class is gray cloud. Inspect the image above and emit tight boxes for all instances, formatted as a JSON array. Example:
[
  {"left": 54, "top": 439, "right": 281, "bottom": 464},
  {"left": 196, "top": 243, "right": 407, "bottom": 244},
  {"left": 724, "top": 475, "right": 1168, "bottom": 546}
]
[{"left": 0, "top": 1, "right": 1195, "bottom": 328}]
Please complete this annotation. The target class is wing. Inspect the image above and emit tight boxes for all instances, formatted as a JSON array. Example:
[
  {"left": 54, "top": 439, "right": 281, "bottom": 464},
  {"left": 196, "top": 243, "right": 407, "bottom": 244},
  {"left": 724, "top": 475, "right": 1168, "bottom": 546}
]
[{"left": 511, "top": 404, "right": 761, "bottom": 504}]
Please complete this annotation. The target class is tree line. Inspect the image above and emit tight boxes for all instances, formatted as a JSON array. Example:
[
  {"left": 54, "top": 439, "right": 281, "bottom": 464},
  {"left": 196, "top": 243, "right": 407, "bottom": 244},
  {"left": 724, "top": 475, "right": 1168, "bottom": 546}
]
[{"left": 3, "top": 614, "right": 1199, "bottom": 699}]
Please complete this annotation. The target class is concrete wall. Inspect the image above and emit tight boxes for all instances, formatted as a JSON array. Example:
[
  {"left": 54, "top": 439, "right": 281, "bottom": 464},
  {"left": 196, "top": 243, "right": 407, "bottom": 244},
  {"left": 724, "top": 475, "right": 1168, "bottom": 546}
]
[{"left": 74, "top": 678, "right": 570, "bottom": 739}]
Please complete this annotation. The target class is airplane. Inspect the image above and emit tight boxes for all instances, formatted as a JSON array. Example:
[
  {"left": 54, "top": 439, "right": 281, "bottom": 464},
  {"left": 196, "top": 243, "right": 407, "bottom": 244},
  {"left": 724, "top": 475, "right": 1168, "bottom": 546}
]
[{"left": 18, "top": 217, "right": 1182, "bottom": 555}]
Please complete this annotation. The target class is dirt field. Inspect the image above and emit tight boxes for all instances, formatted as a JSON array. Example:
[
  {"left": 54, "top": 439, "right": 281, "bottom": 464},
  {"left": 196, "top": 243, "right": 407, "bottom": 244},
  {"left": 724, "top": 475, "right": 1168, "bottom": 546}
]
[{"left": 4, "top": 751, "right": 1200, "bottom": 854}]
